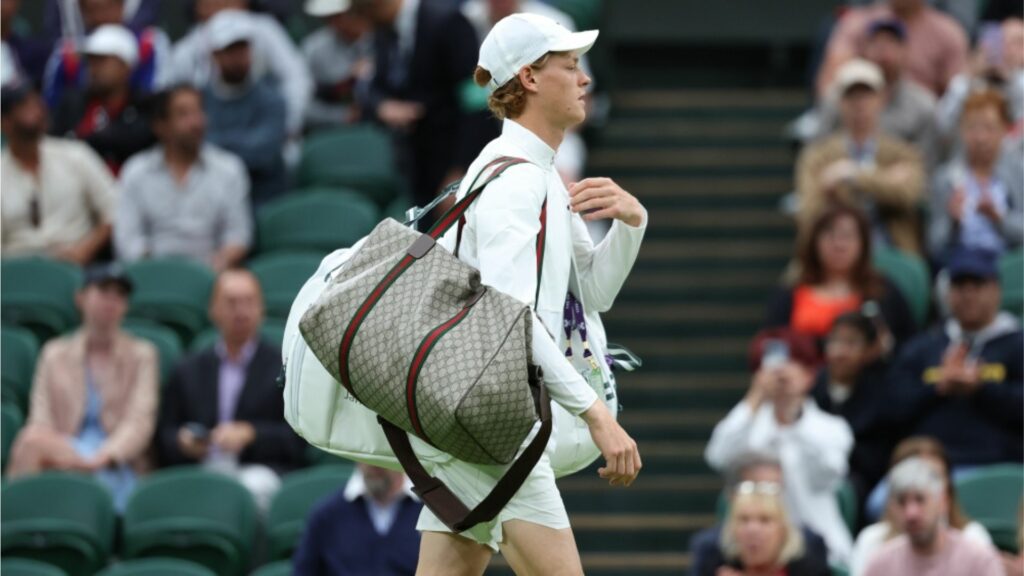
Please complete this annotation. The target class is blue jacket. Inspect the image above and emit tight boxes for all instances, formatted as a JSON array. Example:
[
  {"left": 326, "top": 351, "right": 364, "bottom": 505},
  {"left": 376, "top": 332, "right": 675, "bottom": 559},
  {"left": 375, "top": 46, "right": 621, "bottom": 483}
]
[{"left": 887, "top": 313, "right": 1023, "bottom": 465}]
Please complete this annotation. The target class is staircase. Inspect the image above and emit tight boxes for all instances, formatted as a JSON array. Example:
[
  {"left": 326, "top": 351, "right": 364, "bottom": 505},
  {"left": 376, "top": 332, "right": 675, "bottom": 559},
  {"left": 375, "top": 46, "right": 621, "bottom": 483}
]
[{"left": 487, "top": 88, "right": 807, "bottom": 575}]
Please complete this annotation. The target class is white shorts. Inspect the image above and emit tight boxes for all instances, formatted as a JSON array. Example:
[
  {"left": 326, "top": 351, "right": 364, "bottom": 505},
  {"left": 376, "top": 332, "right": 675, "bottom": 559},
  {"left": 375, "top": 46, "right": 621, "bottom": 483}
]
[{"left": 411, "top": 432, "right": 570, "bottom": 552}]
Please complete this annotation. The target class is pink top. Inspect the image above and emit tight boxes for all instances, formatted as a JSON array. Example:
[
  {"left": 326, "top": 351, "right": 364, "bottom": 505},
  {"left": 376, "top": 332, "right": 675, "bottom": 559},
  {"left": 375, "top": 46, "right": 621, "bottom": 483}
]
[
  {"left": 818, "top": 5, "right": 968, "bottom": 97},
  {"left": 863, "top": 529, "right": 1003, "bottom": 576}
]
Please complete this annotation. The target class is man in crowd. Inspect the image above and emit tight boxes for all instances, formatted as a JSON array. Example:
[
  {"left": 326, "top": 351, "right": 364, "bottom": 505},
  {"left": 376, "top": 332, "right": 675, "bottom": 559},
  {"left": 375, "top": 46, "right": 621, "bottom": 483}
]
[
  {"left": 202, "top": 10, "right": 287, "bottom": 206},
  {"left": 887, "top": 247, "right": 1022, "bottom": 468},
  {"left": 817, "top": 0, "right": 968, "bottom": 97},
  {"left": 706, "top": 328, "right": 855, "bottom": 566},
  {"left": 797, "top": 59, "right": 925, "bottom": 256},
  {"left": 302, "top": 0, "right": 373, "bottom": 129},
  {"left": 294, "top": 464, "right": 422, "bottom": 575},
  {"left": 50, "top": 24, "right": 155, "bottom": 175},
  {"left": 115, "top": 85, "right": 251, "bottom": 271},
  {"left": 157, "top": 269, "right": 306, "bottom": 509},
  {"left": 1, "top": 83, "right": 115, "bottom": 264},
  {"left": 864, "top": 457, "right": 1004, "bottom": 576}
]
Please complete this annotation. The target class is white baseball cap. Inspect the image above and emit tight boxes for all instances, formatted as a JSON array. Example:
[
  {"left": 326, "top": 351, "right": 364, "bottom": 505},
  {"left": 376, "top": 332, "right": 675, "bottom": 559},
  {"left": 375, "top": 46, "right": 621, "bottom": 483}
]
[
  {"left": 305, "top": 0, "right": 351, "bottom": 17},
  {"left": 83, "top": 24, "right": 139, "bottom": 68},
  {"left": 832, "top": 58, "right": 885, "bottom": 98},
  {"left": 207, "top": 9, "right": 255, "bottom": 51},
  {"left": 478, "top": 13, "right": 598, "bottom": 90}
]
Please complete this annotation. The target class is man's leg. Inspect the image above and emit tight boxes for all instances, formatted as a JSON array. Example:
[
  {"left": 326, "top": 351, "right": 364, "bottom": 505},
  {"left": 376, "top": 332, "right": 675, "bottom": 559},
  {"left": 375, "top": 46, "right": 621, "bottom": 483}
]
[
  {"left": 500, "top": 519, "right": 584, "bottom": 576},
  {"left": 416, "top": 530, "right": 493, "bottom": 576}
]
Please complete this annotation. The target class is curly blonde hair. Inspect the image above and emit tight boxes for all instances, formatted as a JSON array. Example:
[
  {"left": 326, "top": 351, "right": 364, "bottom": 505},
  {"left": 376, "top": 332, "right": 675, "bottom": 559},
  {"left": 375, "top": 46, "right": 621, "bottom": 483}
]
[{"left": 473, "top": 52, "right": 557, "bottom": 120}]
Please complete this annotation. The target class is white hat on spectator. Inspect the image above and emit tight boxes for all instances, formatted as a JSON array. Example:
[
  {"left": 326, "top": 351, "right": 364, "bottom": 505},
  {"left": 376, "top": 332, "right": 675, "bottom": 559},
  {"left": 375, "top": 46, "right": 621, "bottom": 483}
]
[
  {"left": 207, "top": 9, "right": 255, "bottom": 52},
  {"left": 478, "top": 13, "right": 598, "bottom": 90},
  {"left": 83, "top": 24, "right": 139, "bottom": 68},
  {"left": 305, "top": 0, "right": 351, "bottom": 17},
  {"left": 832, "top": 58, "right": 885, "bottom": 98}
]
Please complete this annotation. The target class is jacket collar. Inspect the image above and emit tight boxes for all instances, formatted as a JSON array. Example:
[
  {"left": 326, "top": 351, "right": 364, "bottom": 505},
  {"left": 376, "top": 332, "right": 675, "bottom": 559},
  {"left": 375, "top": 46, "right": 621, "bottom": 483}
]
[
  {"left": 501, "top": 119, "right": 556, "bottom": 168},
  {"left": 945, "top": 311, "right": 1021, "bottom": 350}
]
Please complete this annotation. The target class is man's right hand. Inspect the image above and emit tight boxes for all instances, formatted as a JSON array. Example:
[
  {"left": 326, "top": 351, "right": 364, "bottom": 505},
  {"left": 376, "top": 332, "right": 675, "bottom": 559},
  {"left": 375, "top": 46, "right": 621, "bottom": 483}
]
[
  {"left": 178, "top": 427, "right": 209, "bottom": 460},
  {"left": 582, "top": 400, "right": 641, "bottom": 487},
  {"left": 378, "top": 99, "right": 425, "bottom": 130}
]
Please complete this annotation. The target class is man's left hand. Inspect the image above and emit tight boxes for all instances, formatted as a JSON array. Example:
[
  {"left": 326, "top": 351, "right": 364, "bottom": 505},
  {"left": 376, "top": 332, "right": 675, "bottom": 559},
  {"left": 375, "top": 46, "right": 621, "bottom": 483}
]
[
  {"left": 569, "top": 178, "right": 645, "bottom": 227},
  {"left": 211, "top": 422, "right": 256, "bottom": 454}
]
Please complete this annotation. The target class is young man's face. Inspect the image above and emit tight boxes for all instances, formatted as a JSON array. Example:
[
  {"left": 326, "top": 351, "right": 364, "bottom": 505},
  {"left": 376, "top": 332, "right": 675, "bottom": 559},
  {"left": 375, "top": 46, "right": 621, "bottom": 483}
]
[
  {"left": 1, "top": 92, "right": 47, "bottom": 141},
  {"left": 864, "top": 32, "right": 905, "bottom": 81},
  {"left": 531, "top": 51, "right": 590, "bottom": 130},
  {"left": 893, "top": 488, "right": 947, "bottom": 549},
  {"left": 212, "top": 41, "right": 252, "bottom": 85},
  {"left": 961, "top": 106, "right": 1007, "bottom": 169},
  {"left": 948, "top": 277, "right": 1001, "bottom": 331},
  {"left": 86, "top": 54, "right": 132, "bottom": 98},
  {"left": 839, "top": 85, "right": 882, "bottom": 134},
  {"left": 826, "top": 324, "right": 871, "bottom": 383},
  {"left": 156, "top": 90, "right": 206, "bottom": 152}
]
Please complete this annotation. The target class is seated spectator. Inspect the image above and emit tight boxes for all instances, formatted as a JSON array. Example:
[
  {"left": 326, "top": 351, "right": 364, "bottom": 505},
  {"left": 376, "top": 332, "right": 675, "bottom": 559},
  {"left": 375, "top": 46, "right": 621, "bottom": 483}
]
[
  {"left": 713, "top": 482, "right": 831, "bottom": 576},
  {"left": 797, "top": 59, "right": 926, "bottom": 256},
  {"left": 42, "top": 0, "right": 171, "bottom": 109},
  {"left": 115, "top": 85, "right": 252, "bottom": 271},
  {"left": 301, "top": 0, "right": 373, "bottom": 129},
  {"left": 171, "top": 0, "right": 312, "bottom": 136},
  {"left": 929, "top": 90, "right": 1023, "bottom": 263},
  {"left": 811, "top": 311, "right": 903, "bottom": 513},
  {"left": 815, "top": 19, "right": 939, "bottom": 170},
  {"left": 766, "top": 206, "right": 915, "bottom": 350},
  {"left": 7, "top": 264, "right": 158, "bottom": 510},
  {"left": 938, "top": 17, "right": 1024, "bottom": 140},
  {"left": 156, "top": 269, "right": 305, "bottom": 510},
  {"left": 2, "top": 0, "right": 51, "bottom": 88},
  {"left": 706, "top": 329, "right": 854, "bottom": 566},
  {"left": 887, "top": 247, "right": 1022, "bottom": 468},
  {"left": 691, "top": 454, "right": 830, "bottom": 576},
  {"left": 816, "top": 0, "right": 968, "bottom": 98},
  {"left": 863, "top": 457, "right": 1003, "bottom": 576},
  {"left": 50, "top": 25, "right": 156, "bottom": 175},
  {"left": 1, "top": 84, "right": 115, "bottom": 264},
  {"left": 853, "top": 436, "right": 995, "bottom": 575},
  {"left": 202, "top": 10, "right": 287, "bottom": 206},
  {"left": 294, "top": 464, "right": 421, "bottom": 575}
]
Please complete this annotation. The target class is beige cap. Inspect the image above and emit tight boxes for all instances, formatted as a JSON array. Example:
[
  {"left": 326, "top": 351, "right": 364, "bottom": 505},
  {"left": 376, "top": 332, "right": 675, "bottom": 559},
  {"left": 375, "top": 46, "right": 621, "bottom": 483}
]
[{"left": 832, "top": 58, "right": 885, "bottom": 97}]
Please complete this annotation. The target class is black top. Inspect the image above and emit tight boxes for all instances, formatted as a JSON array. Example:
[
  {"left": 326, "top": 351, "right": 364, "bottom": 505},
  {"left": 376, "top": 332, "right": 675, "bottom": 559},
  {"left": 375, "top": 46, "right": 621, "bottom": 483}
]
[{"left": 50, "top": 89, "right": 155, "bottom": 173}]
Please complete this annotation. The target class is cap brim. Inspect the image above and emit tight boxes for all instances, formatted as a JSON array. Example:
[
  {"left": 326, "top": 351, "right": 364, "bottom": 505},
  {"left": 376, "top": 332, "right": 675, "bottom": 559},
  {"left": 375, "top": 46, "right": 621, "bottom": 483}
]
[
  {"left": 549, "top": 29, "right": 599, "bottom": 57},
  {"left": 305, "top": 0, "right": 351, "bottom": 16}
]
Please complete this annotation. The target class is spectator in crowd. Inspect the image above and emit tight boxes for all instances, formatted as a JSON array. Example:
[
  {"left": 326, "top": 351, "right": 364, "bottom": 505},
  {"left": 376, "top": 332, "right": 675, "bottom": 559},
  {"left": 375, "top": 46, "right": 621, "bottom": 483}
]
[
  {"left": 43, "top": 0, "right": 163, "bottom": 39},
  {"left": 49, "top": 25, "right": 156, "bottom": 175},
  {"left": 797, "top": 59, "right": 926, "bottom": 257},
  {"left": 938, "top": 17, "right": 1024, "bottom": 140},
  {"left": 810, "top": 311, "right": 903, "bottom": 514},
  {"left": 156, "top": 268, "right": 306, "bottom": 509},
  {"left": 115, "top": 85, "right": 252, "bottom": 271},
  {"left": 201, "top": 10, "right": 287, "bottom": 206},
  {"left": 7, "top": 264, "right": 158, "bottom": 510},
  {"left": 863, "top": 457, "right": 1003, "bottom": 576},
  {"left": 691, "top": 454, "right": 830, "bottom": 576},
  {"left": 766, "top": 206, "right": 915, "bottom": 351},
  {"left": 706, "top": 329, "right": 855, "bottom": 566},
  {"left": 353, "top": 0, "right": 482, "bottom": 222},
  {"left": 1, "top": 0, "right": 51, "bottom": 88},
  {"left": 1, "top": 84, "right": 116, "bottom": 264},
  {"left": 816, "top": 0, "right": 968, "bottom": 97},
  {"left": 294, "top": 464, "right": 422, "bottom": 575},
  {"left": 852, "top": 437, "right": 995, "bottom": 576},
  {"left": 712, "top": 482, "right": 831, "bottom": 576},
  {"left": 887, "top": 247, "right": 1022, "bottom": 468},
  {"left": 929, "top": 90, "right": 1023, "bottom": 263},
  {"left": 42, "top": 0, "right": 171, "bottom": 109},
  {"left": 302, "top": 0, "right": 373, "bottom": 129},
  {"left": 816, "top": 19, "right": 939, "bottom": 170},
  {"left": 171, "top": 0, "right": 312, "bottom": 136}
]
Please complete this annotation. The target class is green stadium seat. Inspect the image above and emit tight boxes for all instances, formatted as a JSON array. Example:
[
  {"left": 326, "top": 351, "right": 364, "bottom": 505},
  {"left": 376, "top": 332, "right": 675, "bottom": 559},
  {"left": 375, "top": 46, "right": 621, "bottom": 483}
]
[
  {"left": 122, "top": 467, "right": 258, "bottom": 576},
  {"left": 837, "top": 479, "right": 857, "bottom": 536},
  {"left": 2, "top": 402, "right": 25, "bottom": 472},
  {"left": 297, "top": 125, "right": 401, "bottom": 207},
  {"left": 256, "top": 191, "right": 380, "bottom": 256},
  {"left": 2, "top": 325, "right": 40, "bottom": 412},
  {"left": 384, "top": 194, "right": 415, "bottom": 223},
  {"left": 122, "top": 319, "right": 184, "bottom": 386},
  {"left": 125, "top": 259, "right": 215, "bottom": 344},
  {"left": 1, "top": 258, "right": 82, "bottom": 341},
  {"left": 872, "top": 247, "right": 930, "bottom": 328},
  {"left": 1, "top": 472, "right": 116, "bottom": 576},
  {"left": 955, "top": 463, "right": 1023, "bottom": 553},
  {"left": 249, "top": 252, "right": 323, "bottom": 319},
  {"left": 1000, "top": 248, "right": 1023, "bottom": 317},
  {"left": 547, "top": 0, "right": 603, "bottom": 29},
  {"left": 267, "top": 464, "right": 355, "bottom": 559},
  {"left": 189, "top": 319, "right": 287, "bottom": 354},
  {"left": 96, "top": 558, "right": 217, "bottom": 576},
  {"left": 249, "top": 560, "right": 292, "bottom": 576},
  {"left": 1, "top": 558, "right": 69, "bottom": 576}
]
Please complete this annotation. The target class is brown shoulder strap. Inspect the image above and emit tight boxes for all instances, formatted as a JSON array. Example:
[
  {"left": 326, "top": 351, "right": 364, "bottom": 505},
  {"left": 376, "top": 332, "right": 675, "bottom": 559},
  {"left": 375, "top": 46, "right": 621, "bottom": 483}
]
[{"left": 379, "top": 369, "right": 551, "bottom": 533}]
